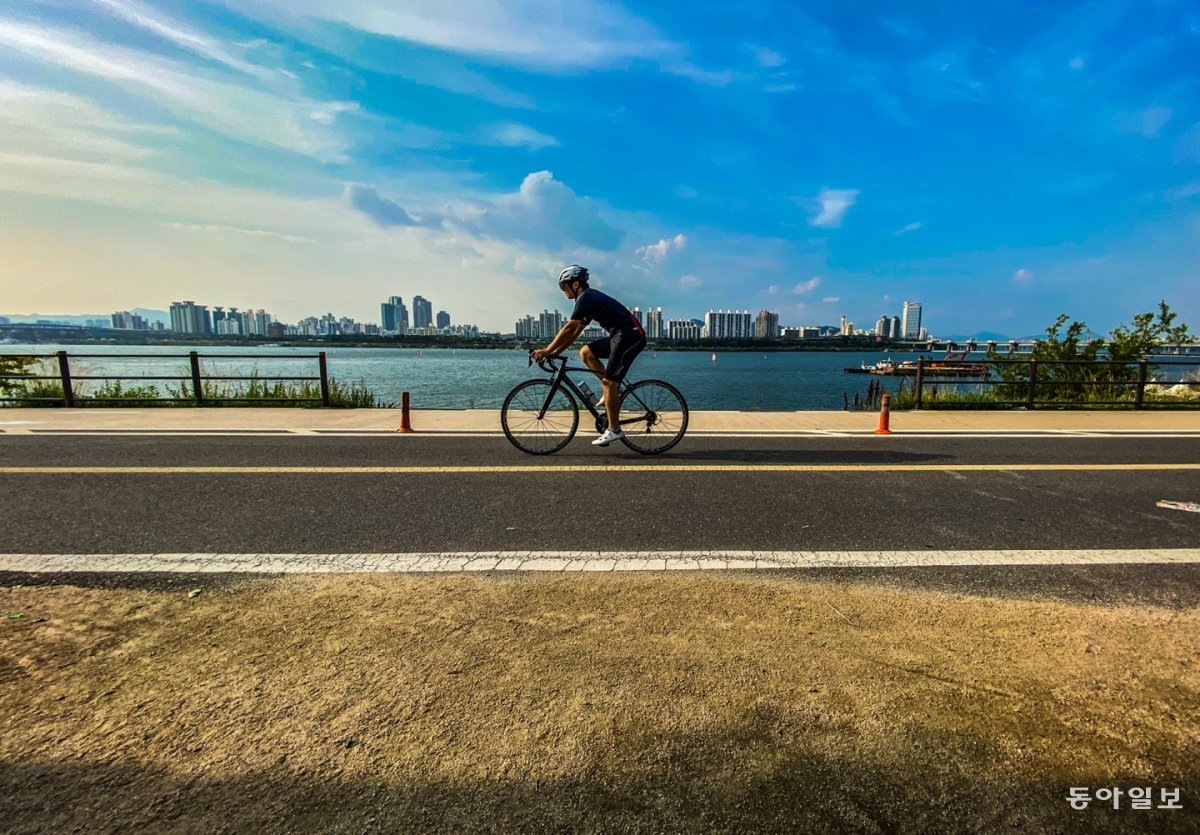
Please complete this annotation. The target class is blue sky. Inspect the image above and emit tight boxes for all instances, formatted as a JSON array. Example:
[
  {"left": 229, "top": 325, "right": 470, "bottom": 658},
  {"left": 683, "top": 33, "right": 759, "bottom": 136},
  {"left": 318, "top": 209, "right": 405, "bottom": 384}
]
[{"left": 1, "top": 0, "right": 1197, "bottom": 335}]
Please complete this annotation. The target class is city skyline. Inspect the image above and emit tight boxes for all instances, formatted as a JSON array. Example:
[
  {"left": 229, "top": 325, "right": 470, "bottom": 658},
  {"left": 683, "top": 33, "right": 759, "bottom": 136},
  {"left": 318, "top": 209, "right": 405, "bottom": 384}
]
[
  {"left": 18, "top": 292, "right": 940, "bottom": 340},
  {"left": 1, "top": 3, "right": 1196, "bottom": 335}
]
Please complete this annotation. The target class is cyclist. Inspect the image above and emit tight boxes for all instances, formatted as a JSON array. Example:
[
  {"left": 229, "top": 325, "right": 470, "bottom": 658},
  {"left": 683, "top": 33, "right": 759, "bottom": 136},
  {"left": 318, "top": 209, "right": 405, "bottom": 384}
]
[{"left": 532, "top": 265, "right": 647, "bottom": 446}]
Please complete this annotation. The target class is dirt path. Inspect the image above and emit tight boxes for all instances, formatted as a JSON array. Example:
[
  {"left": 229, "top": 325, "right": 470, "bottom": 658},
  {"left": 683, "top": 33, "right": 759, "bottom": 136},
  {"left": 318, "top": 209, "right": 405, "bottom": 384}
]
[{"left": 3, "top": 573, "right": 1198, "bottom": 832}]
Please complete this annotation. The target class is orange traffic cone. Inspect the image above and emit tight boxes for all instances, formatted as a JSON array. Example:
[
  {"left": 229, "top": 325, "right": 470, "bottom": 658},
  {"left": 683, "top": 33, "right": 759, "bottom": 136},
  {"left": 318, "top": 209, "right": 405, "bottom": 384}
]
[
  {"left": 874, "top": 393, "right": 892, "bottom": 435},
  {"left": 397, "top": 390, "right": 414, "bottom": 433}
]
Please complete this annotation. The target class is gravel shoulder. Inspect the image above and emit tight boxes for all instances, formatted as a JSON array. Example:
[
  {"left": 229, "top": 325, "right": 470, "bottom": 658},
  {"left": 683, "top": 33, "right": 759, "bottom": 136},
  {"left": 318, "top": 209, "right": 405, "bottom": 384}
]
[{"left": 2, "top": 573, "right": 1198, "bottom": 833}]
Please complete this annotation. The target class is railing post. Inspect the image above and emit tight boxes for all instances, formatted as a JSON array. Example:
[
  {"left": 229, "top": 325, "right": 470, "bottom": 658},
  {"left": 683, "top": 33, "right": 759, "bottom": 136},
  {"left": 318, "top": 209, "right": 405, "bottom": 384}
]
[
  {"left": 1026, "top": 359, "right": 1038, "bottom": 409},
  {"left": 57, "top": 351, "right": 75, "bottom": 407},
  {"left": 318, "top": 351, "right": 331, "bottom": 407},
  {"left": 189, "top": 351, "right": 204, "bottom": 404},
  {"left": 1135, "top": 358, "right": 1148, "bottom": 408},
  {"left": 914, "top": 357, "right": 925, "bottom": 409}
]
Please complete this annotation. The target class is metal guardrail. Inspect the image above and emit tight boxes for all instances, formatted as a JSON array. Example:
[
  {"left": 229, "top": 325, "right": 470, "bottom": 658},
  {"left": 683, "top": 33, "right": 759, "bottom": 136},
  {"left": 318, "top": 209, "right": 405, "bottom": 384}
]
[
  {"left": 0, "top": 351, "right": 331, "bottom": 406},
  {"left": 913, "top": 357, "right": 1200, "bottom": 409}
]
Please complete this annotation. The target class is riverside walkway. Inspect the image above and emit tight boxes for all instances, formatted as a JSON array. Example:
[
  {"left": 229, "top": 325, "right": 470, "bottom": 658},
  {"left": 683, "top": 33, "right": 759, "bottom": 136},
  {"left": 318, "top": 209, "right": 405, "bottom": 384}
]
[
  {"left": 1, "top": 408, "right": 1197, "bottom": 576},
  {"left": 4, "top": 408, "right": 1199, "bottom": 832}
]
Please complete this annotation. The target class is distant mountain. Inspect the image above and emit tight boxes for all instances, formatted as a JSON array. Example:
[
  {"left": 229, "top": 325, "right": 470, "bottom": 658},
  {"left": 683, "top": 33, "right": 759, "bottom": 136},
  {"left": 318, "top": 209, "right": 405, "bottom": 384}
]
[
  {"left": 0, "top": 308, "right": 170, "bottom": 326},
  {"left": 132, "top": 308, "right": 170, "bottom": 325}
]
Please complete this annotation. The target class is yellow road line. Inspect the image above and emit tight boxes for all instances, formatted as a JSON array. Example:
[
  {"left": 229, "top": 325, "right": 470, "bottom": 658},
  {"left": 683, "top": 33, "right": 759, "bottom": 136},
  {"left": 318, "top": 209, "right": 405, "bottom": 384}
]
[{"left": 0, "top": 463, "right": 1198, "bottom": 474}]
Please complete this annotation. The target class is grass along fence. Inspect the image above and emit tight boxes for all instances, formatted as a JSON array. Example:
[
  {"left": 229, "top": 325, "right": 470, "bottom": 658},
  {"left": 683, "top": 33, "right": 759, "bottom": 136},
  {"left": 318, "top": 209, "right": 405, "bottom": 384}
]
[
  {"left": 849, "top": 357, "right": 1200, "bottom": 410},
  {"left": 0, "top": 351, "right": 383, "bottom": 407}
]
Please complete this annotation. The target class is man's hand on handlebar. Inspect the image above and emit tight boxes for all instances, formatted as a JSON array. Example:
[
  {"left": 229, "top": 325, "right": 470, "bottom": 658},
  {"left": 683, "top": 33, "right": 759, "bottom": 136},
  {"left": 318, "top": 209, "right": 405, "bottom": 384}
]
[{"left": 531, "top": 348, "right": 555, "bottom": 362}]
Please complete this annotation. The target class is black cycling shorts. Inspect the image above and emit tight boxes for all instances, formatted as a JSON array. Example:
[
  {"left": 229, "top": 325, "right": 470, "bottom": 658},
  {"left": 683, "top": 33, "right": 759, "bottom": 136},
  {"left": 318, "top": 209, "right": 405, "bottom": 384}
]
[{"left": 586, "top": 328, "right": 646, "bottom": 382}]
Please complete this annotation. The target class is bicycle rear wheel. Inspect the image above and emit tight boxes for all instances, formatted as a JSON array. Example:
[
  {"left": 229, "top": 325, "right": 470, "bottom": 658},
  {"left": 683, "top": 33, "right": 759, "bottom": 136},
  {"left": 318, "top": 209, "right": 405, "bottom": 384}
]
[
  {"left": 618, "top": 379, "right": 688, "bottom": 454},
  {"left": 501, "top": 379, "right": 579, "bottom": 455}
]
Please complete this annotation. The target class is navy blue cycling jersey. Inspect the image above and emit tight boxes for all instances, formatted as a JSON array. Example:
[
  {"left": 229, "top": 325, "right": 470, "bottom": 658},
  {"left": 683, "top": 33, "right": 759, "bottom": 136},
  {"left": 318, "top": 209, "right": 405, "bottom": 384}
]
[{"left": 568, "top": 287, "right": 643, "bottom": 335}]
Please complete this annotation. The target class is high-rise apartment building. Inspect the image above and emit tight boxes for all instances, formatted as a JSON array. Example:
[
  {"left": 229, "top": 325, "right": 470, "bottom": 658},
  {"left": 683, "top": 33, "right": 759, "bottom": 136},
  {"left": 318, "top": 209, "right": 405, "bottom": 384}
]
[
  {"left": 667, "top": 319, "right": 701, "bottom": 341},
  {"left": 169, "top": 301, "right": 211, "bottom": 334},
  {"left": 380, "top": 296, "right": 408, "bottom": 334},
  {"left": 538, "top": 309, "right": 563, "bottom": 339},
  {"left": 251, "top": 309, "right": 272, "bottom": 336},
  {"left": 901, "top": 301, "right": 922, "bottom": 339},
  {"left": 111, "top": 311, "right": 150, "bottom": 330},
  {"left": 436, "top": 310, "right": 450, "bottom": 329},
  {"left": 703, "top": 310, "right": 752, "bottom": 340},
  {"left": 515, "top": 315, "right": 538, "bottom": 339},
  {"left": 891, "top": 315, "right": 901, "bottom": 340},
  {"left": 412, "top": 295, "right": 433, "bottom": 329},
  {"left": 645, "top": 307, "right": 664, "bottom": 339},
  {"left": 631, "top": 307, "right": 644, "bottom": 328},
  {"left": 875, "top": 315, "right": 891, "bottom": 337},
  {"left": 754, "top": 309, "right": 780, "bottom": 339}
]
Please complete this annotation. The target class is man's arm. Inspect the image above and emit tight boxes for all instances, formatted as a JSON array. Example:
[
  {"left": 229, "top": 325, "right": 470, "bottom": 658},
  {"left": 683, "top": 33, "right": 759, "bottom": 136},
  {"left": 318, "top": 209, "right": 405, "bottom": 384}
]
[{"left": 535, "top": 320, "right": 585, "bottom": 359}]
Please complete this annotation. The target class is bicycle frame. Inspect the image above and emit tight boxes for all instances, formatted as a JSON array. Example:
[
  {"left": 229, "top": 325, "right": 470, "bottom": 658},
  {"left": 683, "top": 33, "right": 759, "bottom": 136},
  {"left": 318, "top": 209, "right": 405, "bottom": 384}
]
[{"left": 532, "top": 356, "right": 655, "bottom": 428}]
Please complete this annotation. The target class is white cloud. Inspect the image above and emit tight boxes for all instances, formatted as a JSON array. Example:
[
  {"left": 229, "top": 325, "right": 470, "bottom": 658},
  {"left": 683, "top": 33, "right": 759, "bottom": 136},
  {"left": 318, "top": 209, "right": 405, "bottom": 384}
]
[
  {"left": 346, "top": 171, "right": 621, "bottom": 251},
  {"left": 821, "top": 296, "right": 840, "bottom": 303},
  {"left": 679, "top": 275, "right": 701, "bottom": 288},
  {"left": 0, "top": 80, "right": 178, "bottom": 161},
  {"left": 220, "top": 0, "right": 695, "bottom": 74},
  {"left": 792, "top": 276, "right": 821, "bottom": 294},
  {"left": 0, "top": 150, "right": 366, "bottom": 238},
  {"left": 487, "top": 122, "right": 559, "bottom": 150},
  {"left": 809, "top": 188, "right": 860, "bottom": 228},
  {"left": 767, "top": 284, "right": 780, "bottom": 294},
  {"left": 90, "top": 0, "right": 280, "bottom": 82},
  {"left": 750, "top": 45, "right": 785, "bottom": 68},
  {"left": 635, "top": 233, "right": 687, "bottom": 265},
  {"left": 0, "top": 18, "right": 357, "bottom": 162},
  {"left": 894, "top": 221, "right": 922, "bottom": 235},
  {"left": 463, "top": 171, "right": 621, "bottom": 250},
  {"left": 1069, "top": 56, "right": 1085, "bottom": 70},
  {"left": 160, "top": 222, "right": 315, "bottom": 244},
  {"left": 1012, "top": 268, "right": 1033, "bottom": 283},
  {"left": 308, "top": 101, "right": 360, "bottom": 125},
  {"left": 343, "top": 185, "right": 445, "bottom": 228}
]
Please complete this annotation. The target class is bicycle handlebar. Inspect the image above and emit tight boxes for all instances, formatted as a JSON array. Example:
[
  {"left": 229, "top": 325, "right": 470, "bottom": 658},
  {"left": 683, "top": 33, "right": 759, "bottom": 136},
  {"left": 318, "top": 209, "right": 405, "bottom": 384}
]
[{"left": 527, "top": 349, "right": 566, "bottom": 374}]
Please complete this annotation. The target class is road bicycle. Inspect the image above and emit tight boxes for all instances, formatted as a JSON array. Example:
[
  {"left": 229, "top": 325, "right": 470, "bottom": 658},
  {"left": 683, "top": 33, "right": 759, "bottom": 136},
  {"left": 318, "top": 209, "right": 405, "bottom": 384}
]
[{"left": 501, "top": 351, "right": 688, "bottom": 455}]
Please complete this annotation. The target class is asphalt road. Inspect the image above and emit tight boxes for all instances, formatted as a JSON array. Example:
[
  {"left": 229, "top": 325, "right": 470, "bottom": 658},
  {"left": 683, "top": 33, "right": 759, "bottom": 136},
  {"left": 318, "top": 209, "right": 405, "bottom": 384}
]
[{"left": 2, "top": 434, "right": 1198, "bottom": 554}]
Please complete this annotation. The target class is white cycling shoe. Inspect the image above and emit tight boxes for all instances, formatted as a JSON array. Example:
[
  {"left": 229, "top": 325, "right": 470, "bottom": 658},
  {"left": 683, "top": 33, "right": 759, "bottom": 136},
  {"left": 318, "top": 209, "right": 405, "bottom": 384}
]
[{"left": 592, "top": 428, "right": 625, "bottom": 446}]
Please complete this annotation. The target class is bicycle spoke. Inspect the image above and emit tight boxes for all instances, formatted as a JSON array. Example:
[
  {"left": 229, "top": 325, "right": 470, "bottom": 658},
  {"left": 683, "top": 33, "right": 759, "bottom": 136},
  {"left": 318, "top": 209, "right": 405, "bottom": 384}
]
[
  {"left": 617, "top": 379, "right": 688, "bottom": 454},
  {"left": 502, "top": 379, "right": 579, "bottom": 454}
]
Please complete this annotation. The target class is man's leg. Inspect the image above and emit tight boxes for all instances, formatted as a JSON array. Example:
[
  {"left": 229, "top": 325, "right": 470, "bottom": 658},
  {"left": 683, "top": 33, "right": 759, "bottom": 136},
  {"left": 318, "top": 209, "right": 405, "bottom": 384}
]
[
  {"left": 580, "top": 345, "right": 605, "bottom": 377},
  {"left": 602, "top": 376, "right": 620, "bottom": 431},
  {"left": 599, "top": 331, "right": 644, "bottom": 435}
]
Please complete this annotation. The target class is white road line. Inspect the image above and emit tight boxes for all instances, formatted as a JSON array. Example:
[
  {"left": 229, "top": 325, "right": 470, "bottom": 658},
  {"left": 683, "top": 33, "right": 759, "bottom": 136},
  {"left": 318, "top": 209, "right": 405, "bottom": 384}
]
[
  {"left": 6, "top": 429, "right": 1200, "bottom": 439},
  {"left": 2, "top": 463, "right": 1199, "bottom": 474},
  {"left": 2, "top": 549, "right": 1198, "bottom": 574}
]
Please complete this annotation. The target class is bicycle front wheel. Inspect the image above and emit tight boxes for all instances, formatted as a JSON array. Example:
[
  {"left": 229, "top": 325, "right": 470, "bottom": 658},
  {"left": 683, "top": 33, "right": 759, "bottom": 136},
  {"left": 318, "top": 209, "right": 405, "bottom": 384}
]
[
  {"left": 501, "top": 379, "right": 579, "bottom": 455},
  {"left": 618, "top": 379, "right": 688, "bottom": 454}
]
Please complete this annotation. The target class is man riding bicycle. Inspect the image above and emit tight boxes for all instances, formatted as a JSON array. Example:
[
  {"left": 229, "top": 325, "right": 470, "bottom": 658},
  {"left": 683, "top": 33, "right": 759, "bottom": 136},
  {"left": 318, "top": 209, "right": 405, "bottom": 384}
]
[{"left": 532, "top": 265, "right": 647, "bottom": 446}]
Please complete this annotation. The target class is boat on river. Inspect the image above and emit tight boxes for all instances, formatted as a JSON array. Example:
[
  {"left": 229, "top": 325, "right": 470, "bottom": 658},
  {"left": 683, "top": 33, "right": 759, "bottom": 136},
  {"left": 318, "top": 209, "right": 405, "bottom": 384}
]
[{"left": 844, "top": 352, "right": 990, "bottom": 378}]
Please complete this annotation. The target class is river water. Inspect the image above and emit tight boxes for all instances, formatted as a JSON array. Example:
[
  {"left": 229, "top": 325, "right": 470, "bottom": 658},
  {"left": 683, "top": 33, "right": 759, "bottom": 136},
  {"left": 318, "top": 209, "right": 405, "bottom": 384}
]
[{"left": 3, "top": 344, "right": 1197, "bottom": 410}]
